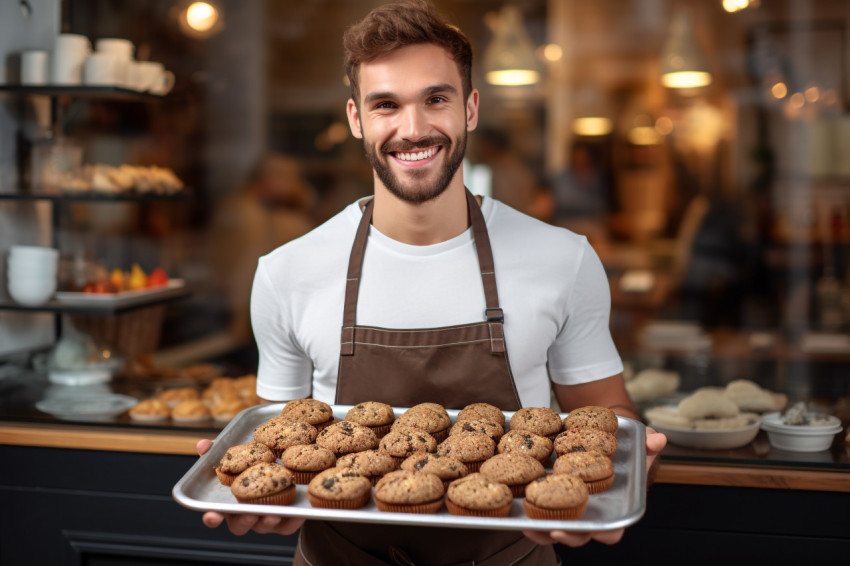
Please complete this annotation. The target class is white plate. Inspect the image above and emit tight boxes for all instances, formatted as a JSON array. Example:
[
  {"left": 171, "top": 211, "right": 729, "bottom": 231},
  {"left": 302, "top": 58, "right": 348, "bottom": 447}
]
[
  {"left": 55, "top": 279, "right": 185, "bottom": 307},
  {"left": 35, "top": 393, "right": 138, "bottom": 421},
  {"left": 651, "top": 420, "right": 761, "bottom": 450}
]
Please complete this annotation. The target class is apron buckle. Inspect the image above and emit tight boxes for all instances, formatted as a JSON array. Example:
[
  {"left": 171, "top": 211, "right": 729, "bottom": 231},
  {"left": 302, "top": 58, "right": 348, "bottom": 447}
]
[{"left": 485, "top": 307, "right": 504, "bottom": 323}]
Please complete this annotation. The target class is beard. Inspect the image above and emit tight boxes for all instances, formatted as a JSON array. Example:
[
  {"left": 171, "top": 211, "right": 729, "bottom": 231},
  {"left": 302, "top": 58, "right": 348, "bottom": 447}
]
[{"left": 362, "top": 130, "right": 467, "bottom": 204}]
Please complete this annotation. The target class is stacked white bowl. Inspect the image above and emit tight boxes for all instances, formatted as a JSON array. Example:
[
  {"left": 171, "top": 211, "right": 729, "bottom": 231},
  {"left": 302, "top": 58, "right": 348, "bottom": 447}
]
[{"left": 6, "top": 246, "right": 59, "bottom": 306}]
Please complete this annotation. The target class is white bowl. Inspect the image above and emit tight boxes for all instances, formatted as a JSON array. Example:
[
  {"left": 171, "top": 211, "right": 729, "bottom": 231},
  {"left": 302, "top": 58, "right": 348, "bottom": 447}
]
[
  {"left": 650, "top": 420, "right": 761, "bottom": 450},
  {"left": 9, "top": 245, "right": 59, "bottom": 259},
  {"left": 7, "top": 279, "right": 56, "bottom": 305},
  {"left": 760, "top": 412, "right": 843, "bottom": 452}
]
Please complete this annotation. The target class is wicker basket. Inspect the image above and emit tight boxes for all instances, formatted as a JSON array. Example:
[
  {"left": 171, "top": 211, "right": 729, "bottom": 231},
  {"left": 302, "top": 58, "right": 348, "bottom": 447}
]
[{"left": 69, "top": 305, "right": 165, "bottom": 362}]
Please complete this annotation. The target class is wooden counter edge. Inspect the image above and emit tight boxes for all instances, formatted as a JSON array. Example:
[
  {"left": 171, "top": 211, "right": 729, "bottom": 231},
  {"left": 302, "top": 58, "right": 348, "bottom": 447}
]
[
  {"left": 656, "top": 461, "right": 850, "bottom": 492},
  {"left": 0, "top": 422, "right": 209, "bottom": 455}
]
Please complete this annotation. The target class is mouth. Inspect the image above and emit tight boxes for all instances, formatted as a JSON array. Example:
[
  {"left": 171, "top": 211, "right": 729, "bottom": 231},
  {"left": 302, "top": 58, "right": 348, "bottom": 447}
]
[{"left": 389, "top": 145, "right": 441, "bottom": 166}]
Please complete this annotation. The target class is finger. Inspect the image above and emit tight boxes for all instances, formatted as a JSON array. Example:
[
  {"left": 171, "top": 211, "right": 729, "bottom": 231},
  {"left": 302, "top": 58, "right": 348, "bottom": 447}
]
[
  {"left": 549, "top": 530, "right": 593, "bottom": 548},
  {"left": 225, "top": 514, "right": 260, "bottom": 536},
  {"left": 271, "top": 517, "right": 307, "bottom": 536},
  {"left": 590, "top": 528, "right": 625, "bottom": 545},
  {"left": 197, "top": 438, "right": 214, "bottom": 456},
  {"left": 521, "top": 529, "right": 557, "bottom": 545},
  {"left": 202, "top": 511, "right": 224, "bottom": 529},
  {"left": 253, "top": 514, "right": 286, "bottom": 535},
  {"left": 645, "top": 429, "right": 667, "bottom": 455}
]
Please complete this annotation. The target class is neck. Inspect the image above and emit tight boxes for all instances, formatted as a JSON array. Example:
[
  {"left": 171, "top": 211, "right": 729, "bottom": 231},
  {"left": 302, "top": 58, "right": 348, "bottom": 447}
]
[{"left": 371, "top": 178, "right": 470, "bottom": 245}]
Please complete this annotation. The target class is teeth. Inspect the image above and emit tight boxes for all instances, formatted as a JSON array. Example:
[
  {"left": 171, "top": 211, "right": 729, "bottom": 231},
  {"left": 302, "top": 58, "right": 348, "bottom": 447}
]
[{"left": 396, "top": 147, "right": 437, "bottom": 161}]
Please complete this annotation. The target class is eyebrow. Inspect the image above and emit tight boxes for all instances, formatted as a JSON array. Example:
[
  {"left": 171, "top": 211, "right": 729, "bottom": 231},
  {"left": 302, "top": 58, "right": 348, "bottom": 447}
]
[{"left": 363, "top": 83, "right": 458, "bottom": 106}]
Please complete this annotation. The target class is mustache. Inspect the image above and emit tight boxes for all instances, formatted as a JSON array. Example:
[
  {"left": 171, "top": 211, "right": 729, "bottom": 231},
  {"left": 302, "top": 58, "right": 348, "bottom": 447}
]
[{"left": 382, "top": 135, "right": 451, "bottom": 154}]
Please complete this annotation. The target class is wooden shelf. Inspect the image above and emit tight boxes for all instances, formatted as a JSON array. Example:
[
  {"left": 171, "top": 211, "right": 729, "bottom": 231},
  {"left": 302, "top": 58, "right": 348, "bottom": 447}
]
[{"left": 0, "top": 84, "right": 164, "bottom": 101}]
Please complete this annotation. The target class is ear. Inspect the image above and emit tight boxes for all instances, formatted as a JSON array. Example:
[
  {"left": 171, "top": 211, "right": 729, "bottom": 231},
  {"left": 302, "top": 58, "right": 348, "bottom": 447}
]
[
  {"left": 346, "top": 98, "right": 363, "bottom": 139},
  {"left": 465, "top": 89, "right": 479, "bottom": 132}
]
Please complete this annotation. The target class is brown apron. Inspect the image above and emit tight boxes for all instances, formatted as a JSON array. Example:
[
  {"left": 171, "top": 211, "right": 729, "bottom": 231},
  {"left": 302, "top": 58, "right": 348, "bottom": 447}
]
[{"left": 294, "top": 190, "right": 558, "bottom": 565}]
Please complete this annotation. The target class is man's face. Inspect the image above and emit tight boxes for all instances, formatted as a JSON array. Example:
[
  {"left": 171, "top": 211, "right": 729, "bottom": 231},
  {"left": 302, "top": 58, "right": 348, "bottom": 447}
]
[{"left": 347, "top": 43, "right": 479, "bottom": 204}]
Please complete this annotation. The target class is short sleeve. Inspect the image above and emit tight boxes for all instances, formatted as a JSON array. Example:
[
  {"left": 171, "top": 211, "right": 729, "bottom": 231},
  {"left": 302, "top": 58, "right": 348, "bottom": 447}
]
[
  {"left": 252, "top": 258, "right": 313, "bottom": 400},
  {"left": 546, "top": 241, "right": 623, "bottom": 385}
]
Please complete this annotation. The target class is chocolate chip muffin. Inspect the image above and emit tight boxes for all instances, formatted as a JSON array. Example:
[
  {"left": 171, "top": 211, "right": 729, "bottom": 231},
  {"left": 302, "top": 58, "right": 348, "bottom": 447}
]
[
  {"left": 400, "top": 452, "right": 469, "bottom": 490},
  {"left": 446, "top": 473, "right": 513, "bottom": 517},
  {"left": 563, "top": 405, "right": 619, "bottom": 435},
  {"left": 509, "top": 407, "right": 563, "bottom": 440},
  {"left": 253, "top": 416, "right": 318, "bottom": 457},
  {"left": 280, "top": 398, "right": 335, "bottom": 431},
  {"left": 336, "top": 449, "right": 397, "bottom": 486},
  {"left": 230, "top": 462, "right": 296, "bottom": 505},
  {"left": 479, "top": 453, "right": 546, "bottom": 498},
  {"left": 392, "top": 405, "right": 451, "bottom": 442},
  {"left": 306, "top": 467, "right": 372, "bottom": 509},
  {"left": 449, "top": 418, "right": 504, "bottom": 442},
  {"left": 497, "top": 430, "right": 555, "bottom": 465},
  {"left": 457, "top": 402, "right": 506, "bottom": 427},
  {"left": 345, "top": 401, "right": 395, "bottom": 438},
  {"left": 436, "top": 431, "right": 495, "bottom": 472},
  {"left": 523, "top": 473, "right": 589, "bottom": 520},
  {"left": 553, "top": 427, "right": 618, "bottom": 459},
  {"left": 315, "top": 420, "right": 379, "bottom": 456},
  {"left": 280, "top": 444, "right": 337, "bottom": 484},
  {"left": 373, "top": 469, "right": 445, "bottom": 514},
  {"left": 214, "top": 441, "right": 277, "bottom": 486},
  {"left": 552, "top": 450, "right": 615, "bottom": 494},
  {"left": 379, "top": 425, "right": 438, "bottom": 463}
]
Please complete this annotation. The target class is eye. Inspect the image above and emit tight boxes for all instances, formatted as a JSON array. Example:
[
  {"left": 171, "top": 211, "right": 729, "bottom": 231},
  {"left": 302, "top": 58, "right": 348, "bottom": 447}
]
[
  {"left": 428, "top": 96, "right": 447, "bottom": 104},
  {"left": 374, "top": 101, "right": 396, "bottom": 110}
]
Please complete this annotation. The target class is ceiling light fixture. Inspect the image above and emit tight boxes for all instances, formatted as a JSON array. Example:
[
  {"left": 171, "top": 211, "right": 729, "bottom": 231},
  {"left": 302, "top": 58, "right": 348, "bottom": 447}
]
[
  {"left": 483, "top": 5, "right": 540, "bottom": 86},
  {"left": 660, "top": 8, "right": 713, "bottom": 89}
]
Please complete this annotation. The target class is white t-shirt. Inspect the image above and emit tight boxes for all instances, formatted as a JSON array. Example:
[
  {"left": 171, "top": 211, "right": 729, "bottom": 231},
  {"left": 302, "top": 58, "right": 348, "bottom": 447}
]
[{"left": 251, "top": 196, "right": 623, "bottom": 407}]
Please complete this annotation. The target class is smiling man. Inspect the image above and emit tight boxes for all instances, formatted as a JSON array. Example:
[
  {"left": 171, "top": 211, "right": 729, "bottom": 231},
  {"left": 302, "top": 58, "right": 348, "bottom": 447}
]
[{"left": 198, "top": 1, "right": 666, "bottom": 564}]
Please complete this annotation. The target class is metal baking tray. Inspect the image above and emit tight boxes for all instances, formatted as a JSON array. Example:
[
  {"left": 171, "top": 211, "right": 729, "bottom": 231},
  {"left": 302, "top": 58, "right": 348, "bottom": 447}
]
[{"left": 173, "top": 404, "right": 647, "bottom": 531}]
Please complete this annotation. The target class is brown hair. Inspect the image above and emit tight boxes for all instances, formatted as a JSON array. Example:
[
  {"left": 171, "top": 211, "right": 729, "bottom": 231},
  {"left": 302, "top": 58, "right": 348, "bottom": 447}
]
[{"left": 343, "top": 0, "right": 473, "bottom": 105}]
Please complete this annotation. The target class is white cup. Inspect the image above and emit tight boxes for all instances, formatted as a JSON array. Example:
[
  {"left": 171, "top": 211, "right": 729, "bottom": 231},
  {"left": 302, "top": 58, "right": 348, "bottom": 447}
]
[
  {"left": 9, "top": 245, "right": 60, "bottom": 260},
  {"left": 21, "top": 50, "right": 49, "bottom": 85},
  {"left": 51, "top": 33, "right": 91, "bottom": 85},
  {"left": 129, "top": 61, "right": 175, "bottom": 94},
  {"left": 83, "top": 52, "right": 125, "bottom": 86},
  {"left": 7, "top": 278, "right": 57, "bottom": 306},
  {"left": 95, "top": 38, "right": 134, "bottom": 61}
]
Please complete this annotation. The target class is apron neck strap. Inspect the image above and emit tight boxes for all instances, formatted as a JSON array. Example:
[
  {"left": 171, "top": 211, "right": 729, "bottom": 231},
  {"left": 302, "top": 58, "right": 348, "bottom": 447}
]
[{"left": 342, "top": 189, "right": 503, "bottom": 332}]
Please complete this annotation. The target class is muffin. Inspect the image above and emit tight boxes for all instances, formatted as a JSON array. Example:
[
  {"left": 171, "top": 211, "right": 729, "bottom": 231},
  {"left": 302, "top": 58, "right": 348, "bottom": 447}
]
[
  {"left": 253, "top": 416, "right": 318, "bottom": 457},
  {"left": 306, "top": 467, "right": 372, "bottom": 509},
  {"left": 436, "top": 432, "right": 495, "bottom": 472},
  {"left": 457, "top": 402, "right": 505, "bottom": 427},
  {"left": 345, "top": 401, "right": 395, "bottom": 438},
  {"left": 392, "top": 405, "right": 451, "bottom": 442},
  {"left": 497, "top": 430, "right": 554, "bottom": 465},
  {"left": 280, "top": 398, "right": 335, "bottom": 431},
  {"left": 523, "top": 473, "right": 589, "bottom": 520},
  {"left": 479, "top": 453, "right": 546, "bottom": 498},
  {"left": 336, "top": 449, "right": 397, "bottom": 486},
  {"left": 157, "top": 387, "right": 200, "bottom": 409},
  {"left": 553, "top": 427, "right": 618, "bottom": 460},
  {"left": 230, "top": 462, "right": 296, "bottom": 505},
  {"left": 509, "top": 407, "right": 563, "bottom": 440},
  {"left": 128, "top": 399, "right": 170, "bottom": 422},
  {"left": 280, "top": 444, "right": 337, "bottom": 484},
  {"left": 211, "top": 398, "right": 251, "bottom": 423},
  {"left": 553, "top": 451, "right": 615, "bottom": 494},
  {"left": 171, "top": 399, "right": 211, "bottom": 423},
  {"left": 215, "top": 441, "right": 277, "bottom": 486},
  {"left": 400, "top": 452, "right": 469, "bottom": 490},
  {"left": 379, "top": 425, "right": 438, "bottom": 463},
  {"left": 449, "top": 419, "right": 504, "bottom": 442},
  {"left": 315, "top": 420, "right": 379, "bottom": 456},
  {"left": 373, "top": 469, "right": 445, "bottom": 514},
  {"left": 446, "top": 473, "right": 513, "bottom": 517},
  {"left": 563, "top": 405, "right": 619, "bottom": 435}
]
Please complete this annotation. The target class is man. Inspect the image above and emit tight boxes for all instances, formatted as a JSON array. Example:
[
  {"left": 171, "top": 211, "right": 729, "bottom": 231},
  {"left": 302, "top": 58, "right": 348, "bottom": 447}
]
[{"left": 199, "top": 1, "right": 666, "bottom": 563}]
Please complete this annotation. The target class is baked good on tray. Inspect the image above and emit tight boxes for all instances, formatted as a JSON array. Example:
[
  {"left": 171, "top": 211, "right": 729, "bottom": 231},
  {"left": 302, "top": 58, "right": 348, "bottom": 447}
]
[
  {"left": 436, "top": 431, "right": 495, "bottom": 472},
  {"left": 479, "top": 452, "right": 546, "bottom": 498},
  {"left": 280, "top": 398, "right": 335, "bottom": 431},
  {"left": 345, "top": 401, "right": 395, "bottom": 438},
  {"left": 552, "top": 450, "right": 615, "bottom": 494},
  {"left": 335, "top": 449, "right": 397, "bottom": 486},
  {"left": 280, "top": 444, "right": 337, "bottom": 484},
  {"left": 456, "top": 402, "right": 505, "bottom": 427},
  {"left": 253, "top": 416, "right": 318, "bottom": 457},
  {"left": 315, "top": 420, "right": 379, "bottom": 455},
  {"left": 373, "top": 469, "right": 445, "bottom": 514},
  {"left": 230, "top": 462, "right": 296, "bottom": 505},
  {"left": 449, "top": 418, "right": 504, "bottom": 442},
  {"left": 392, "top": 404, "right": 451, "bottom": 442},
  {"left": 497, "top": 430, "right": 554, "bottom": 465},
  {"left": 522, "top": 473, "right": 589, "bottom": 520},
  {"left": 306, "top": 468, "right": 372, "bottom": 509},
  {"left": 553, "top": 426, "right": 618, "bottom": 459},
  {"left": 171, "top": 399, "right": 211, "bottom": 423},
  {"left": 128, "top": 398, "right": 170, "bottom": 422},
  {"left": 214, "top": 441, "right": 276, "bottom": 486},
  {"left": 379, "top": 425, "right": 438, "bottom": 463},
  {"left": 562, "top": 405, "right": 618, "bottom": 435},
  {"left": 445, "top": 473, "right": 513, "bottom": 517},
  {"left": 509, "top": 407, "right": 563, "bottom": 440},
  {"left": 400, "top": 452, "right": 469, "bottom": 490}
]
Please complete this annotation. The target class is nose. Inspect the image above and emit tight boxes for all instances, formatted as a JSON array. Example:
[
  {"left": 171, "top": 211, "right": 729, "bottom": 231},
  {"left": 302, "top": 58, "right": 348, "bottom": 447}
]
[{"left": 397, "top": 105, "right": 427, "bottom": 141}]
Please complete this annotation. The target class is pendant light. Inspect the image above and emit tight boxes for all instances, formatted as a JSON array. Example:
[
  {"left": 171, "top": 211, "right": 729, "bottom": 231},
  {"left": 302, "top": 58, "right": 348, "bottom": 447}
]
[
  {"left": 483, "top": 5, "right": 540, "bottom": 86},
  {"left": 571, "top": 85, "right": 613, "bottom": 137},
  {"left": 660, "top": 8, "right": 712, "bottom": 89}
]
